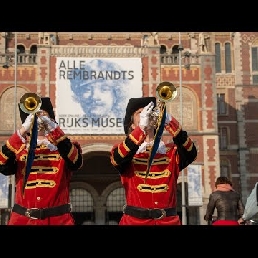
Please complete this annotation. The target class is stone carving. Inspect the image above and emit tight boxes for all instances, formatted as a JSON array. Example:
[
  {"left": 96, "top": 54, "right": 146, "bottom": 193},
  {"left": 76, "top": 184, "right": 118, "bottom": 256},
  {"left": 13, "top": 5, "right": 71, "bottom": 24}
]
[
  {"left": 141, "top": 32, "right": 160, "bottom": 47},
  {"left": 199, "top": 32, "right": 209, "bottom": 53},
  {"left": 150, "top": 32, "right": 159, "bottom": 45}
]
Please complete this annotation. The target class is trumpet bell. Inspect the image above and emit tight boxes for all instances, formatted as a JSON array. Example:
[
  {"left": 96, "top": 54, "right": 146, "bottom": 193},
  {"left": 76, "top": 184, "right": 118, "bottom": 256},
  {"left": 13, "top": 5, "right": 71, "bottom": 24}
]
[
  {"left": 156, "top": 82, "right": 177, "bottom": 102},
  {"left": 19, "top": 93, "right": 42, "bottom": 114},
  {"left": 149, "top": 81, "right": 178, "bottom": 129}
]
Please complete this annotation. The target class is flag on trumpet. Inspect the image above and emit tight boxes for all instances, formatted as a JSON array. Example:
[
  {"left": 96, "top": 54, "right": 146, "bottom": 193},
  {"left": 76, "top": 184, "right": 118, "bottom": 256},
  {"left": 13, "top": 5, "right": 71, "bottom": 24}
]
[
  {"left": 22, "top": 114, "right": 38, "bottom": 196},
  {"left": 145, "top": 104, "right": 166, "bottom": 180}
]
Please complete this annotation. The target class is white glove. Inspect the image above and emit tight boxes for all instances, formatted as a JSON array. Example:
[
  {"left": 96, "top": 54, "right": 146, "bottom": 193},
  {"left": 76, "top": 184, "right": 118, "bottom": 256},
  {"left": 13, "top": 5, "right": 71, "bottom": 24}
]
[
  {"left": 139, "top": 101, "right": 155, "bottom": 131},
  {"left": 22, "top": 113, "right": 34, "bottom": 132},
  {"left": 37, "top": 115, "right": 58, "bottom": 133},
  {"left": 165, "top": 113, "right": 172, "bottom": 125}
]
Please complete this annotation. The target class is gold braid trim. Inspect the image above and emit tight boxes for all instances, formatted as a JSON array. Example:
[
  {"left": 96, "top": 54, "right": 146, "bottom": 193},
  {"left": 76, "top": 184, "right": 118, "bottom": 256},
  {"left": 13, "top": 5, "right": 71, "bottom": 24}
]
[{"left": 6, "top": 140, "right": 25, "bottom": 154}]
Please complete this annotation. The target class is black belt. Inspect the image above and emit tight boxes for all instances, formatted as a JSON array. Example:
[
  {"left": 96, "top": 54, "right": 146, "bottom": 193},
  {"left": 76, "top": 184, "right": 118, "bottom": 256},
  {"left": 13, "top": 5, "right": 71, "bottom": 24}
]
[
  {"left": 123, "top": 205, "right": 177, "bottom": 220},
  {"left": 12, "top": 203, "right": 71, "bottom": 220}
]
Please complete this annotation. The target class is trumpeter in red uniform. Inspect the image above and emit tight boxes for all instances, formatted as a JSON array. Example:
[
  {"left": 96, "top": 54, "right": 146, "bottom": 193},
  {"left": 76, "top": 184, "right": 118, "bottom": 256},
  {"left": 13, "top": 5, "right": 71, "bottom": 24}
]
[
  {"left": 0, "top": 94, "right": 83, "bottom": 225},
  {"left": 110, "top": 82, "right": 197, "bottom": 225}
]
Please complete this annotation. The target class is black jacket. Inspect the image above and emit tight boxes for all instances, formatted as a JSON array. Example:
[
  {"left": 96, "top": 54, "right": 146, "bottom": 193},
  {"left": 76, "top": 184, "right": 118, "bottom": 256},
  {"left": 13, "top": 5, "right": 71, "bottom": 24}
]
[{"left": 205, "top": 190, "right": 245, "bottom": 221}]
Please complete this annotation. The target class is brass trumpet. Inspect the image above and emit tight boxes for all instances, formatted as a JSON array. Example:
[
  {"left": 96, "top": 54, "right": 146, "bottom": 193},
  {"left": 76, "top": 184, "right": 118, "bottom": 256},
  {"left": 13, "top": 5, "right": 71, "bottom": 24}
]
[
  {"left": 19, "top": 93, "right": 42, "bottom": 114},
  {"left": 19, "top": 93, "right": 43, "bottom": 195},
  {"left": 145, "top": 81, "right": 178, "bottom": 180},
  {"left": 149, "top": 81, "right": 178, "bottom": 128},
  {"left": 19, "top": 93, "right": 47, "bottom": 132}
]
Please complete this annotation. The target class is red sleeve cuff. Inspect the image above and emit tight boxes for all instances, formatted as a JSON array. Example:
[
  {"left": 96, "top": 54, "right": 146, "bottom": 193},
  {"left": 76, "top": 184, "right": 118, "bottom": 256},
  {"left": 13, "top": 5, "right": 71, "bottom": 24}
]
[
  {"left": 128, "top": 126, "right": 146, "bottom": 145},
  {"left": 165, "top": 116, "right": 182, "bottom": 137},
  {"left": 47, "top": 127, "right": 67, "bottom": 145},
  {"left": 6, "top": 131, "right": 26, "bottom": 154}
]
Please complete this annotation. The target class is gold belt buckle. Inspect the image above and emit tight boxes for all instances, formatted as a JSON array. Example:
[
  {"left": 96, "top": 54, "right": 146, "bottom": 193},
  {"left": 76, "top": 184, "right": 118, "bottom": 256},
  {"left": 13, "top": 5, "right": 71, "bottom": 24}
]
[
  {"left": 154, "top": 208, "right": 166, "bottom": 220},
  {"left": 25, "top": 208, "right": 39, "bottom": 220}
]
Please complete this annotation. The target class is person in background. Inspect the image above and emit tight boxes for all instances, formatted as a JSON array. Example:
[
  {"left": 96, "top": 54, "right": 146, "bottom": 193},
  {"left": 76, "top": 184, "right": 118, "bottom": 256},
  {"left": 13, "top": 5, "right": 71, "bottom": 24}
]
[
  {"left": 204, "top": 176, "right": 245, "bottom": 225},
  {"left": 0, "top": 94, "right": 83, "bottom": 225},
  {"left": 238, "top": 182, "right": 258, "bottom": 225},
  {"left": 110, "top": 82, "right": 197, "bottom": 225}
]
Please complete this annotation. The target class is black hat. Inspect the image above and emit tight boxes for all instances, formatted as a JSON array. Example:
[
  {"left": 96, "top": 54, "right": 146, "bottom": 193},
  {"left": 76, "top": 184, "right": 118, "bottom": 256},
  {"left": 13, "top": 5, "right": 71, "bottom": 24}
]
[
  {"left": 123, "top": 97, "right": 156, "bottom": 134},
  {"left": 19, "top": 97, "right": 55, "bottom": 123}
]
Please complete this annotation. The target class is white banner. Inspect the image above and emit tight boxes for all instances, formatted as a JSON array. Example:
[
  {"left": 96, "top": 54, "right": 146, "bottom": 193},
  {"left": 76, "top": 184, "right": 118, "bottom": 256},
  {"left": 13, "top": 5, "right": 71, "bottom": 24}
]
[
  {"left": 187, "top": 164, "right": 203, "bottom": 206},
  {"left": 0, "top": 174, "right": 8, "bottom": 208},
  {"left": 56, "top": 58, "right": 143, "bottom": 134}
]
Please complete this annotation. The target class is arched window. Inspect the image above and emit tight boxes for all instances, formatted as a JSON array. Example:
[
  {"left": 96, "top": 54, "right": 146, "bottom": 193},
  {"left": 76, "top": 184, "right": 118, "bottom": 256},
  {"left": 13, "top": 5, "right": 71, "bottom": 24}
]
[
  {"left": 215, "top": 43, "right": 221, "bottom": 73},
  {"left": 167, "top": 87, "right": 198, "bottom": 131},
  {"left": 106, "top": 187, "right": 125, "bottom": 224},
  {"left": 251, "top": 45, "right": 258, "bottom": 84},
  {"left": 17, "top": 44, "right": 25, "bottom": 54},
  {"left": 17, "top": 45, "right": 25, "bottom": 64},
  {"left": 70, "top": 188, "right": 94, "bottom": 225},
  {"left": 30, "top": 45, "right": 37, "bottom": 63},
  {"left": 0, "top": 87, "right": 26, "bottom": 133},
  {"left": 225, "top": 43, "right": 232, "bottom": 73},
  {"left": 172, "top": 45, "right": 179, "bottom": 54},
  {"left": 160, "top": 45, "right": 166, "bottom": 54},
  {"left": 30, "top": 45, "right": 37, "bottom": 54}
]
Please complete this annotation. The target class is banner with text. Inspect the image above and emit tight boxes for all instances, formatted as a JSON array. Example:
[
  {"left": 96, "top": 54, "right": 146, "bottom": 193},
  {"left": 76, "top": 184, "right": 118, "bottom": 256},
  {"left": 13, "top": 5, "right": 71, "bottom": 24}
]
[
  {"left": 187, "top": 164, "right": 203, "bottom": 206},
  {"left": 56, "top": 58, "right": 143, "bottom": 134}
]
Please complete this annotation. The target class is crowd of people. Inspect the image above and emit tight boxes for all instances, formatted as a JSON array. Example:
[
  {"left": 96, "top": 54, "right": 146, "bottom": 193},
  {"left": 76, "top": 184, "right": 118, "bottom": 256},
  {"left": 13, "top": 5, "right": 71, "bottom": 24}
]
[{"left": 0, "top": 80, "right": 257, "bottom": 225}]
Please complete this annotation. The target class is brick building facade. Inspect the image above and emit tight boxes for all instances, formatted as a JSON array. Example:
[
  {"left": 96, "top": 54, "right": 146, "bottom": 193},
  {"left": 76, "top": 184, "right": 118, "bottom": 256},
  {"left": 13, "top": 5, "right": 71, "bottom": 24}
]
[{"left": 0, "top": 32, "right": 257, "bottom": 225}]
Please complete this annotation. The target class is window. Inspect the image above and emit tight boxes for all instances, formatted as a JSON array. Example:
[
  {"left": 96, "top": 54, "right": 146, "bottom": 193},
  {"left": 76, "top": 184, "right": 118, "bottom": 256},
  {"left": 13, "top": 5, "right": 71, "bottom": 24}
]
[
  {"left": 171, "top": 45, "right": 179, "bottom": 64},
  {"left": 160, "top": 45, "right": 166, "bottom": 54},
  {"left": 219, "top": 127, "right": 228, "bottom": 150},
  {"left": 106, "top": 187, "right": 125, "bottom": 224},
  {"left": 253, "top": 75, "right": 258, "bottom": 84},
  {"left": 252, "top": 47, "right": 258, "bottom": 84},
  {"left": 217, "top": 93, "right": 227, "bottom": 115},
  {"left": 215, "top": 43, "right": 221, "bottom": 73},
  {"left": 220, "top": 160, "right": 230, "bottom": 178},
  {"left": 70, "top": 188, "right": 94, "bottom": 225},
  {"left": 220, "top": 165, "right": 229, "bottom": 177},
  {"left": 160, "top": 45, "right": 167, "bottom": 64},
  {"left": 225, "top": 43, "right": 232, "bottom": 73},
  {"left": 17, "top": 45, "right": 25, "bottom": 54},
  {"left": 172, "top": 45, "right": 179, "bottom": 54},
  {"left": 30, "top": 45, "right": 37, "bottom": 54},
  {"left": 30, "top": 45, "right": 37, "bottom": 63},
  {"left": 17, "top": 45, "right": 25, "bottom": 64},
  {"left": 252, "top": 47, "right": 258, "bottom": 70}
]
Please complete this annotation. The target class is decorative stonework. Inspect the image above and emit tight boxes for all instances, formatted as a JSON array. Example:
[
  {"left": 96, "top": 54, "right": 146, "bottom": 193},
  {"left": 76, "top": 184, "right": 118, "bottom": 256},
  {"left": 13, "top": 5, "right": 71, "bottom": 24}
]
[
  {"left": 166, "top": 87, "right": 198, "bottom": 131},
  {"left": 0, "top": 87, "right": 26, "bottom": 131},
  {"left": 216, "top": 75, "right": 235, "bottom": 87},
  {"left": 69, "top": 135, "right": 125, "bottom": 141},
  {"left": 242, "top": 34, "right": 256, "bottom": 44},
  {"left": 50, "top": 46, "right": 143, "bottom": 57}
]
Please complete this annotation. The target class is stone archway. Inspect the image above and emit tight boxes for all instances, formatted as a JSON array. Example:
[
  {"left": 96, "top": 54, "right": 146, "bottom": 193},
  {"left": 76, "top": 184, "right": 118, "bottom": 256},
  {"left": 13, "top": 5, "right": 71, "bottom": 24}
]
[{"left": 0, "top": 86, "right": 27, "bottom": 133}]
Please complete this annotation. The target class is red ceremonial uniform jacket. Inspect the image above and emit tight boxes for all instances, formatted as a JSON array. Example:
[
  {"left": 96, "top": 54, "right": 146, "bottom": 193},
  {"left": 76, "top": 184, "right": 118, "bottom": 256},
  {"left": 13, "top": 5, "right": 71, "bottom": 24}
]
[
  {"left": 110, "top": 116, "right": 197, "bottom": 225},
  {"left": 0, "top": 127, "right": 83, "bottom": 225}
]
